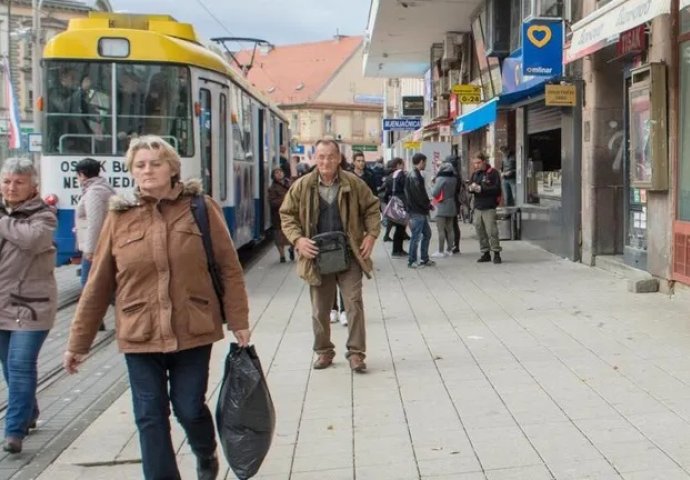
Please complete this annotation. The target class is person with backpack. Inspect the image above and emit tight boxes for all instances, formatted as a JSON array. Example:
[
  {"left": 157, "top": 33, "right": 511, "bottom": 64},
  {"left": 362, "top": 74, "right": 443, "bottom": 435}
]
[
  {"left": 430, "top": 161, "right": 458, "bottom": 258},
  {"left": 63, "top": 135, "right": 251, "bottom": 480},
  {"left": 469, "top": 152, "right": 502, "bottom": 264}
]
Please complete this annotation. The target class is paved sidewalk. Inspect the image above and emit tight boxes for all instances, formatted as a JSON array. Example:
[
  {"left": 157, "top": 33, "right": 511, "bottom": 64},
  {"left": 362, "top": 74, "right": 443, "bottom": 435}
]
[{"left": 33, "top": 230, "right": 690, "bottom": 480}]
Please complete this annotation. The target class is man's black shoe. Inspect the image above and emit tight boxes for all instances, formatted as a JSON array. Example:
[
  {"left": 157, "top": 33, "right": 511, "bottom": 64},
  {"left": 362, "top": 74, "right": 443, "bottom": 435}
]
[
  {"left": 391, "top": 250, "right": 408, "bottom": 257},
  {"left": 477, "top": 252, "right": 491, "bottom": 263},
  {"left": 493, "top": 252, "right": 502, "bottom": 264},
  {"left": 197, "top": 454, "right": 219, "bottom": 480},
  {"left": 452, "top": 247, "right": 460, "bottom": 254},
  {"left": 383, "top": 236, "right": 392, "bottom": 242},
  {"left": 403, "top": 234, "right": 411, "bottom": 240}
]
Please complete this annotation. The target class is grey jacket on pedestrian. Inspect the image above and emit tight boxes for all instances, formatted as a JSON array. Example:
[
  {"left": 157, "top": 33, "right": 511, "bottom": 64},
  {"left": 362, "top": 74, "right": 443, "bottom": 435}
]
[
  {"left": 75, "top": 176, "right": 115, "bottom": 255},
  {"left": 431, "top": 163, "right": 458, "bottom": 217},
  {"left": 0, "top": 195, "right": 58, "bottom": 331}
]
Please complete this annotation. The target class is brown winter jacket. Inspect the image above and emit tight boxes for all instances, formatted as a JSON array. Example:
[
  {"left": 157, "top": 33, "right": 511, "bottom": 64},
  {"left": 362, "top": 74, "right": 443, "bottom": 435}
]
[
  {"left": 67, "top": 180, "right": 249, "bottom": 355},
  {"left": 279, "top": 168, "right": 381, "bottom": 286},
  {"left": 0, "top": 195, "right": 57, "bottom": 331}
]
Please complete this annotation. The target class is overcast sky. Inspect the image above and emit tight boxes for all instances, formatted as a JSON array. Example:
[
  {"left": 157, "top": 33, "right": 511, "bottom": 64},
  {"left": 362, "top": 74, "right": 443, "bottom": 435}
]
[{"left": 109, "top": 0, "right": 371, "bottom": 46}]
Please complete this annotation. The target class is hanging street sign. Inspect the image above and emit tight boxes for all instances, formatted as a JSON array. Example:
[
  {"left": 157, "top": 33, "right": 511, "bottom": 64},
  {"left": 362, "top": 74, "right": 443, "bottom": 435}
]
[
  {"left": 404, "top": 141, "right": 422, "bottom": 150},
  {"left": 451, "top": 84, "right": 482, "bottom": 104},
  {"left": 522, "top": 18, "right": 564, "bottom": 77}
]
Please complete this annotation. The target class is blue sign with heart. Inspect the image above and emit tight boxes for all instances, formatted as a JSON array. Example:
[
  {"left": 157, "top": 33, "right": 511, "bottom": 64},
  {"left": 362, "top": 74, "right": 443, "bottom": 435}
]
[{"left": 522, "top": 19, "right": 564, "bottom": 77}]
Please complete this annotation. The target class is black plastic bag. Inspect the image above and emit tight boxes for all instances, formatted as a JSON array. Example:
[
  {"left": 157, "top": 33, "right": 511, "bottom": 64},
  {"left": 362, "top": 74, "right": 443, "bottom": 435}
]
[{"left": 216, "top": 343, "right": 276, "bottom": 480}]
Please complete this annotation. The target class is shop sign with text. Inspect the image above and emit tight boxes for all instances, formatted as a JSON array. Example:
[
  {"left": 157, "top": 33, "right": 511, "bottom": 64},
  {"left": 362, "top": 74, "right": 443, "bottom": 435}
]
[{"left": 522, "top": 19, "right": 564, "bottom": 77}]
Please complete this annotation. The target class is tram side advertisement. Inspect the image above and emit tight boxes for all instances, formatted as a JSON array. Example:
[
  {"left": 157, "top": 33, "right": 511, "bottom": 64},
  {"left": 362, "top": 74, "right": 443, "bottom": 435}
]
[{"left": 45, "top": 157, "right": 135, "bottom": 207}]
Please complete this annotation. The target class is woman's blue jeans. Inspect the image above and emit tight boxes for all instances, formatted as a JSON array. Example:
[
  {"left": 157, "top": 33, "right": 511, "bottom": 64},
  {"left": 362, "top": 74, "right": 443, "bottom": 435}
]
[
  {"left": 0, "top": 329, "right": 49, "bottom": 438},
  {"left": 125, "top": 345, "right": 216, "bottom": 480}
]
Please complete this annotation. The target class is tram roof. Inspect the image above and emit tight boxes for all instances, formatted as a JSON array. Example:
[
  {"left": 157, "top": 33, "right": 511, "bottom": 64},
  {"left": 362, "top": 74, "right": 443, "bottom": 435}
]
[{"left": 43, "top": 12, "right": 287, "bottom": 119}]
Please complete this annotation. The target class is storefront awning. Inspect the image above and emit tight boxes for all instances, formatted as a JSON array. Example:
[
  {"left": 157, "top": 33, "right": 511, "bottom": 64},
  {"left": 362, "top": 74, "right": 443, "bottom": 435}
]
[
  {"left": 565, "top": 0, "right": 671, "bottom": 63},
  {"left": 452, "top": 98, "right": 498, "bottom": 135}
]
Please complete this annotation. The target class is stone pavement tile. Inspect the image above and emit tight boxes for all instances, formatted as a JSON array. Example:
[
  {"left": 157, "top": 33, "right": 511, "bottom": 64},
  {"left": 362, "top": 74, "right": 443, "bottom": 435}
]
[
  {"left": 417, "top": 455, "right": 483, "bottom": 477},
  {"left": 423, "top": 473, "right": 486, "bottom": 480},
  {"left": 622, "top": 468, "right": 690, "bottom": 480},
  {"left": 290, "top": 468, "right": 354, "bottom": 480},
  {"left": 411, "top": 429, "right": 474, "bottom": 461},
  {"left": 466, "top": 425, "right": 541, "bottom": 471},
  {"left": 546, "top": 458, "right": 621, "bottom": 480},
  {"left": 485, "top": 464, "right": 553, "bottom": 479},
  {"left": 574, "top": 417, "right": 650, "bottom": 444},
  {"left": 292, "top": 450, "right": 352, "bottom": 473},
  {"left": 354, "top": 420, "right": 409, "bottom": 438},
  {"left": 250, "top": 443, "right": 294, "bottom": 476},
  {"left": 355, "top": 462, "right": 419, "bottom": 480},
  {"left": 522, "top": 421, "right": 604, "bottom": 465},
  {"left": 600, "top": 442, "right": 680, "bottom": 474}
]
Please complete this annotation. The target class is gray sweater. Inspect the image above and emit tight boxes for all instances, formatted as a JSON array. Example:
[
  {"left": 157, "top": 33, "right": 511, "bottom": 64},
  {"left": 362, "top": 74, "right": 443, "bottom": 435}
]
[
  {"left": 431, "top": 164, "right": 458, "bottom": 217},
  {"left": 75, "top": 176, "right": 115, "bottom": 254}
]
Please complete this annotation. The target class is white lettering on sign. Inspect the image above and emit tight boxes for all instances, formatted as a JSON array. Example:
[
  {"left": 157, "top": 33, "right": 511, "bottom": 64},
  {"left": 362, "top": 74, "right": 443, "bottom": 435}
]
[{"left": 568, "top": 0, "right": 670, "bottom": 61}]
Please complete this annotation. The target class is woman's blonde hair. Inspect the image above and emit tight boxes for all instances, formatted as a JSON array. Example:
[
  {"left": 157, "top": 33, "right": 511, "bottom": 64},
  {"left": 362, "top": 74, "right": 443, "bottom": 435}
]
[{"left": 125, "top": 135, "right": 181, "bottom": 183}]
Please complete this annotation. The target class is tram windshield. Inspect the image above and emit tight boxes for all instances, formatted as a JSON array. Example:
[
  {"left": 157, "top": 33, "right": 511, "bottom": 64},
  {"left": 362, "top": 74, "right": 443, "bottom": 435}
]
[{"left": 44, "top": 61, "right": 193, "bottom": 157}]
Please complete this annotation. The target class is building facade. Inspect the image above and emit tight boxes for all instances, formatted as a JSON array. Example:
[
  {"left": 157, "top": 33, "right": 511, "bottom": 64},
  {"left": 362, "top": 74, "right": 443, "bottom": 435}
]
[{"left": 236, "top": 36, "right": 384, "bottom": 162}]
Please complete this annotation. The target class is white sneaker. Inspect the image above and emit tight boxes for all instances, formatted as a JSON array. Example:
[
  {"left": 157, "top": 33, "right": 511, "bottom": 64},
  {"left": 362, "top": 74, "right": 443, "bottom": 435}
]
[
  {"left": 444, "top": 251, "right": 451, "bottom": 257},
  {"left": 329, "top": 310, "right": 338, "bottom": 323},
  {"left": 430, "top": 251, "right": 445, "bottom": 258},
  {"left": 339, "top": 311, "right": 348, "bottom": 326}
]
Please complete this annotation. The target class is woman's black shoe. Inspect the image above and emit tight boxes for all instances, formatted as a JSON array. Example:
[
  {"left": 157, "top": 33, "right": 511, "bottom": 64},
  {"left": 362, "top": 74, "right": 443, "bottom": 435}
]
[
  {"left": 289, "top": 247, "right": 295, "bottom": 261},
  {"left": 280, "top": 256, "right": 286, "bottom": 263},
  {"left": 197, "top": 454, "right": 219, "bottom": 480},
  {"left": 383, "top": 236, "right": 392, "bottom": 242}
]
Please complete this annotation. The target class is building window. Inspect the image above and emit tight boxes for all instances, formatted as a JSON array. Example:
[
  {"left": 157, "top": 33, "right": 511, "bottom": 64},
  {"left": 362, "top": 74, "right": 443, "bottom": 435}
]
[
  {"left": 352, "top": 111, "right": 364, "bottom": 137},
  {"left": 324, "top": 113, "right": 333, "bottom": 134},
  {"left": 291, "top": 112, "right": 299, "bottom": 134}
]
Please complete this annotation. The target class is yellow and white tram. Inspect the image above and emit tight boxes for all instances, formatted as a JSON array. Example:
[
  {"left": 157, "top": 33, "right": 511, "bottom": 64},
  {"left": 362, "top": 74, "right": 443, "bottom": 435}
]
[{"left": 41, "top": 12, "right": 289, "bottom": 263}]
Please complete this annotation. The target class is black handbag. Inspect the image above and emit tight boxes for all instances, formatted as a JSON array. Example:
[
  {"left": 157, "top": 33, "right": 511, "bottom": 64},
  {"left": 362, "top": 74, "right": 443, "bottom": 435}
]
[{"left": 311, "top": 231, "right": 350, "bottom": 275}]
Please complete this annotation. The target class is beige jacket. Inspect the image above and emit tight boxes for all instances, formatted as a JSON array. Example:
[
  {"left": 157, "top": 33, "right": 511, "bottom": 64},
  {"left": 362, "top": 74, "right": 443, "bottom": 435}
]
[
  {"left": 75, "top": 176, "right": 115, "bottom": 254},
  {"left": 68, "top": 180, "right": 249, "bottom": 354},
  {"left": 279, "top": 168, "right": 381, "bottom": 286},
  {"left": 0, "top": 195, "right": 57, "bottom": 331}
]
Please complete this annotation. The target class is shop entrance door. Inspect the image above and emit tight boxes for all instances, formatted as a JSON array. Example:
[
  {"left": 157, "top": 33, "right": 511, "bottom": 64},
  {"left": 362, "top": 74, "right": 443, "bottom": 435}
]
[{"left": 623, "top": 74, "right": 648, "bottom": 271}]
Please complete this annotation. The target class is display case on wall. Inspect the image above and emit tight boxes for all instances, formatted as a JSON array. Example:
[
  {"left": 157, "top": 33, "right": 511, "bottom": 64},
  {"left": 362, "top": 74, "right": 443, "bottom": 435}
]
[{"left": 628, "top": 63, "right": 668, "bottom": 190}]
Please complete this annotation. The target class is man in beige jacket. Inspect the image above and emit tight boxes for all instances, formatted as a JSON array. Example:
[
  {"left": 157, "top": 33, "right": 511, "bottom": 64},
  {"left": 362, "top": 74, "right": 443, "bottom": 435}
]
[{"left": 280, "top": 139, "right": 380, "bottom": 372}]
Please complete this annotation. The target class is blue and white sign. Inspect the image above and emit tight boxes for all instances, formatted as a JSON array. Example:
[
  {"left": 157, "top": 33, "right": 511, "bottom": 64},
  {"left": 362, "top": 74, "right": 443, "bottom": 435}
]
[
  {"left": 383, "top": 117, "right": 422, "bottom": 131},
  {"left": 291, "top": 144, "right": 305, "bottom": 154},
  {"left": 522, "top": 19, "right": 564, "bottom": 77}
]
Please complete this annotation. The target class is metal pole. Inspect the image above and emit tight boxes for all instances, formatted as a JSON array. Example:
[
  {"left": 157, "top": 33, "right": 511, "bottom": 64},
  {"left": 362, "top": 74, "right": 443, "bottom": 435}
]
[{"left": 31, "top": 0, "right": 42, "bottom": 134}]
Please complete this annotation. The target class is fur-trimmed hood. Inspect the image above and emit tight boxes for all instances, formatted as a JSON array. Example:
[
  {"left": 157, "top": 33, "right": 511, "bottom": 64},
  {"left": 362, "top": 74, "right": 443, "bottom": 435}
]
[{"left": 109, "top": 179, "right": 204, "bottom": 211}]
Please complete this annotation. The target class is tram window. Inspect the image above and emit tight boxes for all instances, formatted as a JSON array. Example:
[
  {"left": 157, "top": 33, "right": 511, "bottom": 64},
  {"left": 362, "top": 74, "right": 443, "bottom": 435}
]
[
  {"left": 44, "top": 61, "right": 113, "bottom": 155},
  {"left": 199, "top": 89, "right": 212, "bottom": 194},
  {"left": 219, "top": 93, "right": 228, "bottom": 201},
  {"left": 115, "top": 64, "right": 192, "bottom": 156},
  {"left": 242, "top": 93, "right": 253, "bottom": 159}
]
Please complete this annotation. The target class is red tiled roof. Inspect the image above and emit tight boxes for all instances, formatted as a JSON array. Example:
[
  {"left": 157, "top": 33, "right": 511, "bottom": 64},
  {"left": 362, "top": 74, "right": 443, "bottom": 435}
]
[{"left": 233, "top": 36, "right": 363, "bottom": 105}]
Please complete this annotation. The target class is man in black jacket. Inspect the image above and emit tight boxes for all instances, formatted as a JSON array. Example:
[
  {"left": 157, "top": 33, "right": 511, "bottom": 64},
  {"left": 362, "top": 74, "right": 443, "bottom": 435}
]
[
  {"left": 404, "top": 153, "right": 435, "bottom": 268},
  {"left": 470, "top": 153, "right": 502, "bottom": 264}
]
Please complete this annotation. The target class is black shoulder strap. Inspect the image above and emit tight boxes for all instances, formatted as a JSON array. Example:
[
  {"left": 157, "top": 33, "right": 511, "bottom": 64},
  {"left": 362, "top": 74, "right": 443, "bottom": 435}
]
[{"left": 190, "top": 195, "right": 226, "bottom": 322}]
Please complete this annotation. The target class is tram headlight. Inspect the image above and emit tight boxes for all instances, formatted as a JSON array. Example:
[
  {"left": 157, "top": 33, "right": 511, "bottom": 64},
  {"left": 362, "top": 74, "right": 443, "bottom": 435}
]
[{"left": 98, "top": 38, "right": 130, "bottom": 58}]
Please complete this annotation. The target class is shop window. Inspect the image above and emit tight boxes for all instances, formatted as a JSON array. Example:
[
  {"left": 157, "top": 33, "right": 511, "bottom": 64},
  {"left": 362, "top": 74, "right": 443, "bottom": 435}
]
[
  {"left": 678, "top": 42, "right": 690, "bottom": 221},
  {"left": 683, "top": 7, "right": 690, "bottom": 35},
  {"left": 525, "top": 129, "right": 562, "bottom": 205}
]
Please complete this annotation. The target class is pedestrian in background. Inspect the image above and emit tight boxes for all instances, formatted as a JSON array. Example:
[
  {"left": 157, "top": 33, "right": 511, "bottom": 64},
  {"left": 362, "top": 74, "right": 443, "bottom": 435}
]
[
  {"left": 352, "top": 150, "right": 376, "bottom": 194},
  {"left": 0, "top": 158, "right": 57, "bottom": 454},
  {"left": 281, "top": 139, "right": 380, "bottom": 372},
  {"left": 268, "top": 167, "right": 294, "bottom": 263},
  {"left": 75, "top": 157, "right": 115, "bottom": 289},
  {"left": 430, "top": 161, "right": 458, "bottom": 258},
  {"left": 63, "top": 135, "right": 251, "bottom": 480},
  {"left": 500, "top": 146, "right": 516, "bottom": 206},
  {"left": 404, "top": 153, "right": 435, "bottom": 269},
  {"left": 445, "top": 155, "right": 462, "bottom": 253},
  {"left": 470, "top": 152, "right": 502, "bottom": 264},
  {"left": 382, "top": 157, "right": 408, "bottom": 257}
]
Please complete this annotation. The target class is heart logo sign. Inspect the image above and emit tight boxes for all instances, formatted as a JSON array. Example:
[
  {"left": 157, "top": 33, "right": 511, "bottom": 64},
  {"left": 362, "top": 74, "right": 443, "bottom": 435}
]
[{"left": 527, "top": 25, "right": 552, "bottom": 48}]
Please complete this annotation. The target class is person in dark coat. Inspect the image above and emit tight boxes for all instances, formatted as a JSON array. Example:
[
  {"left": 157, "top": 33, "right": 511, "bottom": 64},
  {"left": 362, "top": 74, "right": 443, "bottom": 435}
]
[
  {"left": 352, "top": 150, "right": 377, "bottom": 194},
  {"left": 268, "top": 167, "right": 294, "bottom": 263},
  {"left": 469, "top": 153, "right": 502, "bottom": 264},
  {"left": 382, "top": 157, "right": 408, "bottom": 257}
]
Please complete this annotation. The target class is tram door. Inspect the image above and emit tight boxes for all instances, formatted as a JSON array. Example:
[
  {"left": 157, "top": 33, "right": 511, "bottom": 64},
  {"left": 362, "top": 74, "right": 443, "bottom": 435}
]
[
  {"left": 198, "top": 81, "right": 229, "bottom": 201},
  {"left": 252, "top": 104, "right": 267, "bottom": 240}
]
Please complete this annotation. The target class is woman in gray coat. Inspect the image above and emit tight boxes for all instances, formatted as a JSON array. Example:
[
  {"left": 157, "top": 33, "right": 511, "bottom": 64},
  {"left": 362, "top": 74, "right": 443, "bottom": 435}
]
[
  {"left": 0, "top": 158, "right": 57, "bottom": 453},
  {"left": 431, "top": 162, "right": 458, "bottom": 257}
]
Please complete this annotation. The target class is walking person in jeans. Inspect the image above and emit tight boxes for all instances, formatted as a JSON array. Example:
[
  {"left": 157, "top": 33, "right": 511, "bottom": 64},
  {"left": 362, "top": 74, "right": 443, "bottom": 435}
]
[
  {"left": 469, "top": 153, "right": 502, "bottom": 264},
  {"left": 404, "top": 153, "right": 435, "bottom": 269},
  {"left": 430, "top": 161, "right": 458, "bottom": 258},
  {"left": 63, "top": 136, "right": 251, "bottom": 480},
  {"left": 0, "top": 158, "right": 58, "bottom": 454},
  {"left": 381, "top": 157, "right": 408, "bottom": 257}
]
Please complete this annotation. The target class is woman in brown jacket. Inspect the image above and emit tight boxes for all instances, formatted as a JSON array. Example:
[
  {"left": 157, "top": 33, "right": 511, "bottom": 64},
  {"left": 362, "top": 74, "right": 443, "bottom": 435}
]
[
  {"left": 268, "top": 167, "right": 293, "bottom": 263},
  {"left": 63, "top": 135, "right": 250, "bottom": 480}
]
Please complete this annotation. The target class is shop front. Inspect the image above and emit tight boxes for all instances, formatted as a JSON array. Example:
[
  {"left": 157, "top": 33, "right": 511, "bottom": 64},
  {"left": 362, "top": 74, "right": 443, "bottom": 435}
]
[{"left": 571, "top": 0, "right": 673, "bottom": 278}]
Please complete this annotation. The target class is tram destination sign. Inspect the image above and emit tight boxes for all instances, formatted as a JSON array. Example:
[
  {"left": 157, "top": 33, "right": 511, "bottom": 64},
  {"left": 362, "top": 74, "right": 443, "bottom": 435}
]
[{"left": 382, "top": 118, "right": 422, "bottom": 131}]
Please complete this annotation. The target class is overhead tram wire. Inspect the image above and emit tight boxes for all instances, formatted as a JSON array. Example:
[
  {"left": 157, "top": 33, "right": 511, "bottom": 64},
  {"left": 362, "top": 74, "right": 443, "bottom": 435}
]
[{"left": 193, "top": 0, "right": 244, "bottom": 51}]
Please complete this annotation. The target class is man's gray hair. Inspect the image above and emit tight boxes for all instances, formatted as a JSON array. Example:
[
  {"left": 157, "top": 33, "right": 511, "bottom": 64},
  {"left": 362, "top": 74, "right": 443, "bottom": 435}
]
[{"left": 1, "top": 158, "right": 39, "bottom": 186}]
